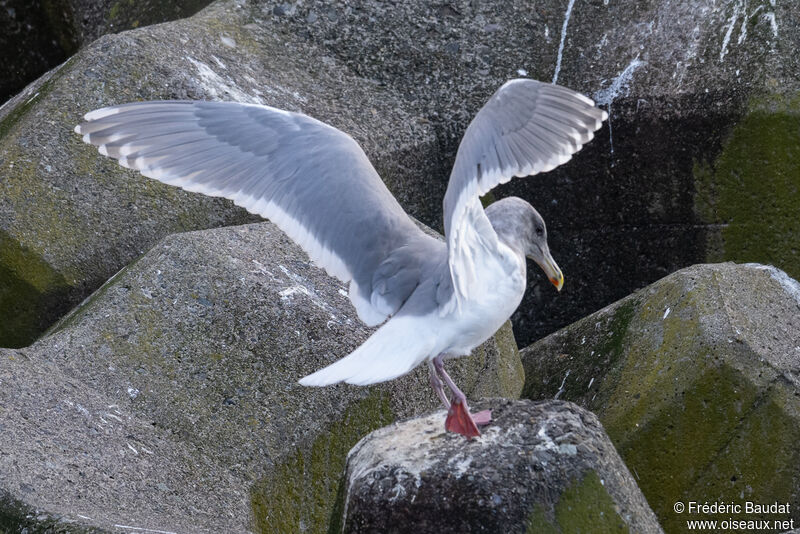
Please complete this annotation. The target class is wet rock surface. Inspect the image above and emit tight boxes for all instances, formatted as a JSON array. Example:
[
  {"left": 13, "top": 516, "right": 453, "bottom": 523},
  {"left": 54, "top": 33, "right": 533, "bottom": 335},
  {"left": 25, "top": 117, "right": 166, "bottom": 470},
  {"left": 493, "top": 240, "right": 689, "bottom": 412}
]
[
  {"left": 343, "top": 399, "right": 663, "bottom": 533},
  {"left": 522, "top": 262, "right": 800, "bottom": 533},
  {"left": 0, "top": 222, "right": 521, "bottom": 533}
]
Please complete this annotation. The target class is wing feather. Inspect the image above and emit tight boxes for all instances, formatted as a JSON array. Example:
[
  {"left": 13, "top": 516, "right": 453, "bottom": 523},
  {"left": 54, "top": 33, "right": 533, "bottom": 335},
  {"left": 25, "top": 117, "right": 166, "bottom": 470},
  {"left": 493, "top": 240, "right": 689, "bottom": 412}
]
[
  {"left": 77, "top": 100, "right": 443, "bottom": 325},
  {"left": 442, "top": 79, "right": 607, "bottom": 308}
]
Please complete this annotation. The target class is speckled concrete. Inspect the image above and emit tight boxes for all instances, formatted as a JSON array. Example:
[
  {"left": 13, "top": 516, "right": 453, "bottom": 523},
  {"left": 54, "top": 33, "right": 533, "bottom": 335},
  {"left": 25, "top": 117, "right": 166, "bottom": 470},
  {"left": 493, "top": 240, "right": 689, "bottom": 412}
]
[
  {"left": 522, "top": 262, "right": 800, "bottom": 532},
  {"left": 0, "top": 222, "right": 522, "bottom": 533},
  {"left": 343, "top": 399, "right": 662, "bottom": 533}
]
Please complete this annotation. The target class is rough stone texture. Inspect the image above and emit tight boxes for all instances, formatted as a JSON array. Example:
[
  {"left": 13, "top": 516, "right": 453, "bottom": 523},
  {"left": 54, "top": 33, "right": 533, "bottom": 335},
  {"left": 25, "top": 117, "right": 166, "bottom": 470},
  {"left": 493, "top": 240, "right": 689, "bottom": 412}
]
[
  {"left": 0, "top": 0, "right": 443, "bottom": 348},
  {"left": 67, "top": 0, "right": 213, "bottom": 44},
  {"left": 0, "top": 0, "right": 78, "bottom": 104},
  {"left": 9, "top": 1, "right": 797, "bottom": 350},
  {"left": 0, "top": 221, "right": 522, "bottom": 533},
  {"left": 342, "top": 399, "right": 663, "bottom": 534},
  {"left": 521, "top": 262, "right": 800, "bottom": 533},
  {"left": 263, "top": 0, "right": 800, "bottom": 347},
  {"left": 0, "top": 0, "right": 214, "bottom": 106}
]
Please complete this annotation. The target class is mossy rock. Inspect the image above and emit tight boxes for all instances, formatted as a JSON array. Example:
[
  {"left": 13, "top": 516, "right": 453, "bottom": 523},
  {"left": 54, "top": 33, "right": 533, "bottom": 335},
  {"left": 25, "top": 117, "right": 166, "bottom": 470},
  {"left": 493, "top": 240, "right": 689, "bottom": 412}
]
[
  {"left": 0, "top": 0, "right": 217, "bottom": 107},
  {"left": 521, "top": 262, "right": 800, "bottom": 533},
  {"left": 0, "top": 221, "right": 522, "bottom": 533},
  {"left": 695, "top": 95, "right": 800, "bottom": 281},
  {"left": 75, "top": 0, "right": 214, "bottom": 43},
  {"left": 342, "top": 399, "right": 662, "bottom": 533},
  {"left": 0, "top": 0, "right": 78, "bottom": 104},
  {"left": 8, "top": 0, "right": 798, "bottom": 355}
]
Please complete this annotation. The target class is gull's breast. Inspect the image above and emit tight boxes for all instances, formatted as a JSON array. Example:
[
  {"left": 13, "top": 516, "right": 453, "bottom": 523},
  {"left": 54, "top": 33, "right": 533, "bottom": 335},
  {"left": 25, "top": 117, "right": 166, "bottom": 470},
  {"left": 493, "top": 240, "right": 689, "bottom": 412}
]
[{"left": 440, "top": 244, "right": 527, "bottom": 356}]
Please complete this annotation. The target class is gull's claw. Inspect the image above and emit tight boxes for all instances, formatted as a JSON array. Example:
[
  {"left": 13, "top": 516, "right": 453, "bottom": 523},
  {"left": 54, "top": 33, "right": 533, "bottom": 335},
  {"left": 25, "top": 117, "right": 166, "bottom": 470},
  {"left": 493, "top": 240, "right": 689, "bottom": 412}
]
[{"left": 471, "top": 409, "right": 492, "bottom": 425}]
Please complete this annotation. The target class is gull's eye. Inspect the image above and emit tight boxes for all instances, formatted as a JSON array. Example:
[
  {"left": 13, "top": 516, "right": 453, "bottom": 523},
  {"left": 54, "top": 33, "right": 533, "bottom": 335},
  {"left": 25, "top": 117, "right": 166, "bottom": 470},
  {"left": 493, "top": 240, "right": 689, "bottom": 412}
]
[{"left": 535, "top": 227, "right": 544, "bottom": 237}]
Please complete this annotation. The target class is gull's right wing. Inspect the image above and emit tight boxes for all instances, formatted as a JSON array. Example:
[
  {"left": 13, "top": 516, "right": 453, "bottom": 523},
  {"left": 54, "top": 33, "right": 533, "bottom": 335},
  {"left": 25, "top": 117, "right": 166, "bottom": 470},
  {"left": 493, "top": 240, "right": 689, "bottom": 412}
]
[{"left": 76, "top": 100, "right": 442, "bottom": 325}]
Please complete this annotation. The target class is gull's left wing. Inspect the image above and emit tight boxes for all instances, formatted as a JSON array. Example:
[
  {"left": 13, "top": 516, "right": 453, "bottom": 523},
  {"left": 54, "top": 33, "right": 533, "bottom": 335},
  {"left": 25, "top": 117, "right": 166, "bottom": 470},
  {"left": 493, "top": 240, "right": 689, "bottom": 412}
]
[{"left": 442, "top": 79, "right": 607, "bottom": 309}]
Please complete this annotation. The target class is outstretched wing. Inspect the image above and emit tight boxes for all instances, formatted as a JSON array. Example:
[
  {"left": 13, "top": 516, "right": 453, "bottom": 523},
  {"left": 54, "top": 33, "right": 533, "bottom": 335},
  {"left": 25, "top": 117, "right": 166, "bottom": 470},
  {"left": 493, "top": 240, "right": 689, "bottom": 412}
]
[
  {"left": 76, "top": 100, "right": 442, "bottom": 325},
  {"left": 443, "top": 79, "right": 607, "bottom": 308}
]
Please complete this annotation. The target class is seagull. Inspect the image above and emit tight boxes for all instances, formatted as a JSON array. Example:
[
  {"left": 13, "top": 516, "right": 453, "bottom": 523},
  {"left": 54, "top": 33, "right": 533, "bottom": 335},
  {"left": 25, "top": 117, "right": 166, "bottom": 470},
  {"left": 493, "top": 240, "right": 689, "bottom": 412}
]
[{"left": 75, "top": 79, "right": 606, "bottom": 437}]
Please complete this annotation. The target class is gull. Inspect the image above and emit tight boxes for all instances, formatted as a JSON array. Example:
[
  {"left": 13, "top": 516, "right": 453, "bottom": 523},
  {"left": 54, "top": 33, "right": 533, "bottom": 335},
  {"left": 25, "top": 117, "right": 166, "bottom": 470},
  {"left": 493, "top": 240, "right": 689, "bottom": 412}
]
[{"left": 75, "top": 79, "right": 607, "bottom": 437}]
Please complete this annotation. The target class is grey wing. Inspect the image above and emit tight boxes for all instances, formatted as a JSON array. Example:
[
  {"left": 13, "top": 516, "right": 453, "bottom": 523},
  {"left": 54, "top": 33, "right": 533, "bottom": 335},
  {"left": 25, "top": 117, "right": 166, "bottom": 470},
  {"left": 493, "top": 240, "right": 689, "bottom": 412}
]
[
  {"left": 76, "top": 100, "right": 444, "bottom": 325},
  {"left": 442, "top": 79, "right": 607, "bottom": 307}
]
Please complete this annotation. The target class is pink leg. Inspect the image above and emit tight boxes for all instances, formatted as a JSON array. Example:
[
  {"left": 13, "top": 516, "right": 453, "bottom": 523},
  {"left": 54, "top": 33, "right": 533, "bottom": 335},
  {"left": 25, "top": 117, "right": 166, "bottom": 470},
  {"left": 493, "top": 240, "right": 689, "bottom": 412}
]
[
  {"left": 428, "top": 361, "right": 450, "bottom": 409},
  {"left": 433, "top": 355, "right": 492, "bottom": 437}
]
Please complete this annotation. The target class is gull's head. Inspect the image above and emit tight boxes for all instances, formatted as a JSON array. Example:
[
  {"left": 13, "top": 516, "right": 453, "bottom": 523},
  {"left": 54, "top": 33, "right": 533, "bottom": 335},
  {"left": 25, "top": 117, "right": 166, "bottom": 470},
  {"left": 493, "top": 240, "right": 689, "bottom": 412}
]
[{"left": 485, "top": 196, "right": 564, "bottom": 291}]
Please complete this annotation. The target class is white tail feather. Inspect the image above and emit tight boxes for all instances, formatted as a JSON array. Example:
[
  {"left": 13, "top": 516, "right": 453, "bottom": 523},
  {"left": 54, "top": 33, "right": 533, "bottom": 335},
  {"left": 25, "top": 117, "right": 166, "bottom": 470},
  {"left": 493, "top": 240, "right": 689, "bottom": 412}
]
[{"left": 298, "top": 315, "right": 435, "bottom": 386}]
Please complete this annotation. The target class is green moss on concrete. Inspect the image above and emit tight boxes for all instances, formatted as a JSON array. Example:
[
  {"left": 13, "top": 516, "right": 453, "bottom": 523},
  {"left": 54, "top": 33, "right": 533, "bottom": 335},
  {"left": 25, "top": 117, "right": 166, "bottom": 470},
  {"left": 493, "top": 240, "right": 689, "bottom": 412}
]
[
  {"left": 0, "top": 230, "right": 73, "bottom": 347},
  {"left": 0, "top": 93, "right": 42, "bottom": 142},
  {"left": 250, "top": 393, "right": 395, "bottom": 534},
  {"left": 1, "top": 146, "right": 90, "bottom": 270},
  {"left": 600, "top": 279, "right": 715, "bottom": 449},
  {"left": 618, "top": 362, "right": 800, "bottom": 533},
  {"left": 523, "top": 267, "right": 800, "bottom": 532},
  {"left": 695, "top": 94, "right": 800, "bottom": 279},
  {"left": 688, "top": 384, "right": 800, "bottom": 530},
  {"left": 45, "top": 265, "right": 130, "bottom": 337},
  {"left": 525, "top": 504, "right": 560, "bottom": 534},
  {"left": 108, "top": 0, "right": 213, "bottom": 33},
  {"left": 554, "top": 471, "right": 629, "bottom": 533},
  {"left": 616, "top": 363, "right": 753, "bottom": 531},
  {"left": 583, "top": 298, "right": 638, "bottom": 408},
  {"left": 1, "top": 65, "right": 90, "bottom": 280},
  {"left": 0, "top": 55, "right": 74, "bottom": 141},
  {"left": 40, "top": 0, "right": 79, "bottom": 55},
  {"left": 494, "top": 321, "right": 525, "bottom": 398},
  {"left": 599, "top": 300, "right": 637, "bottom": 363},
  {"left": 108, "top": 1, "right": 123, "bottom": 19},
  {"left": 521, "top": 297, "right": 637, "bottom": 407}
]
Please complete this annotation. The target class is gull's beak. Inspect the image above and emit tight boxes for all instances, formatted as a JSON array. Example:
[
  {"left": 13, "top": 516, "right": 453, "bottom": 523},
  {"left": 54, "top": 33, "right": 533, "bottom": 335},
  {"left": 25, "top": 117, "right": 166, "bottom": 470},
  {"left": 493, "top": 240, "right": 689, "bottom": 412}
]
[{"left": 529, "top": 249, "right": 564, "bottom": 292}]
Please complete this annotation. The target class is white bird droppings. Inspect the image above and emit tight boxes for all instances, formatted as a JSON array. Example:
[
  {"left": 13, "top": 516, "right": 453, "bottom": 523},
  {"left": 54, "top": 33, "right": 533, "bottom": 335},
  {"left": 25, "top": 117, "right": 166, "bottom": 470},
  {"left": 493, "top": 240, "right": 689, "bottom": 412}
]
[
  {"left": 447, "top": 454, "right": 473, "bottom": 478},
  {"left": 186, "top": 56, "right": 262, "bottom": 104},
  {"left": 112, "top": 525, "right": 177, "bottom": 534},
  {"left": 552, "top": 0, "right": 576, "bottom": 84},
  {"left": 593, "top": 58, "right": 645, "bottom": 158},
  {"left": 720, "top": 0, "right": 745, "bottom": 62},
  {"left": 554, "top": 369, "right": 571, "bottom": 400},
  {"left": 745, "top": 263, "right": 800, "bottom": 306}
]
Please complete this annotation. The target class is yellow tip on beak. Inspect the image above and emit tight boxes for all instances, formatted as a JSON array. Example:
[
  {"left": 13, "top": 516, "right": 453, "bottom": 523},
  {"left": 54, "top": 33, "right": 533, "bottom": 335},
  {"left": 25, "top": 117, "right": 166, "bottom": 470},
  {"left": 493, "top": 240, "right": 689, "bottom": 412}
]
[{"left": 535, "top": 250, "right": 564, "bottom": 293}]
